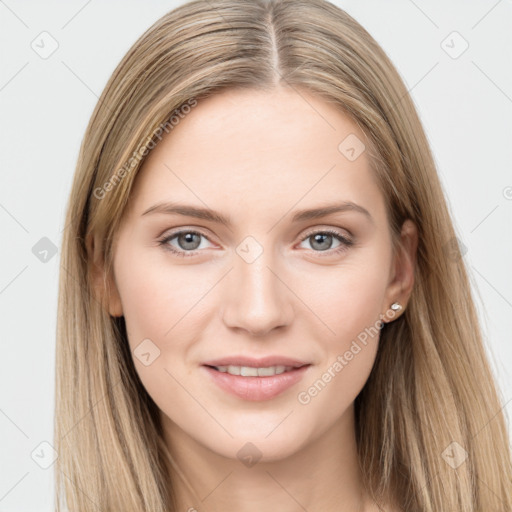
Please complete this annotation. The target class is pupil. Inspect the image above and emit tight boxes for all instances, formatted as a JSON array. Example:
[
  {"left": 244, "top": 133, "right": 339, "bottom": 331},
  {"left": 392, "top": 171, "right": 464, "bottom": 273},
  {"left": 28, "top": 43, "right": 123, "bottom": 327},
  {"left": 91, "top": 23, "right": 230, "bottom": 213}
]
[
  {"left": 179, "top": 232, "right": 200, "bottom": 250},
  {"left": 312, "top": 233, "right": 332, "bottom": 251}
]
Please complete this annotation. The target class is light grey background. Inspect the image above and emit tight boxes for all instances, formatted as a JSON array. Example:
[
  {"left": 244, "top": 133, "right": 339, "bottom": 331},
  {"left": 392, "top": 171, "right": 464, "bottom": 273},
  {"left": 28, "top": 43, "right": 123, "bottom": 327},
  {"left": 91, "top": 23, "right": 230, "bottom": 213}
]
[{"left": 1, "top": 1, "right": 511, "bottom": 510}]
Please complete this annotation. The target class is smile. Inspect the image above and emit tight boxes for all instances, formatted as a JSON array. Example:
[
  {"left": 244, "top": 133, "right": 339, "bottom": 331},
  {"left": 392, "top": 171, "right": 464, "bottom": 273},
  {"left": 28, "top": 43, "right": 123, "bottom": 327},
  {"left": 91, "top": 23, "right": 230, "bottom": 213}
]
[
  {"left": 202, "top": 364, "right": 311, "bottom": 401},
  {"left": 210, "top": 365, "right": 296, "bottom": 376}
]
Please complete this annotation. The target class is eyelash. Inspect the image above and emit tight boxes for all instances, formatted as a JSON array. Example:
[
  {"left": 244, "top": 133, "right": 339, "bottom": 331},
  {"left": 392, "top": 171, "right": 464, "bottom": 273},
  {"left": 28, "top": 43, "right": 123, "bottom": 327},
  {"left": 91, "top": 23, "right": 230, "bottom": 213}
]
[{"left": 157, "top": 228, "right": 354, "bottom": 258}]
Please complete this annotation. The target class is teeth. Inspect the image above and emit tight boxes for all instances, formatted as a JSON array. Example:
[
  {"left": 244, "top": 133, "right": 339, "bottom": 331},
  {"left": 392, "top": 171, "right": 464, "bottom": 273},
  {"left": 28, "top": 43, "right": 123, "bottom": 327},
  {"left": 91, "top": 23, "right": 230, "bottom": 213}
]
[
  {"left": 240, "top": 366, "right": 258, "bottom": 377},
  {"left": 214, "top": 365, "right": 294, "bottom": 376},
  {"left": 258, "top": 366, "right": 279, "bottom": 376},
  {"left": 228, "top": 365, "right": 240, "bottom": 375}
]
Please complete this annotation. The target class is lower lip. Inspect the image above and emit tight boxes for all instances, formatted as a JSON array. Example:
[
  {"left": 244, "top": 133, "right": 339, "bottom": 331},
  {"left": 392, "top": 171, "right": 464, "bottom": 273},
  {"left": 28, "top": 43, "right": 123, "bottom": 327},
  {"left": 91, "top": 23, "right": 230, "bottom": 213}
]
[{"left": 202, "top": 365, "right": 311, "bottom": 401}]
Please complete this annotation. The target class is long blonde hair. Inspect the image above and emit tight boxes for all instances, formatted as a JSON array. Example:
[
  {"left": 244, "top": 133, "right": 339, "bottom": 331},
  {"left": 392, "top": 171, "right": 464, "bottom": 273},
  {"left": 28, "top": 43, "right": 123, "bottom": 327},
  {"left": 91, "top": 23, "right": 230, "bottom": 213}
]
[{"left": 54, "top": 0, "right": 512, "bottom": 510}]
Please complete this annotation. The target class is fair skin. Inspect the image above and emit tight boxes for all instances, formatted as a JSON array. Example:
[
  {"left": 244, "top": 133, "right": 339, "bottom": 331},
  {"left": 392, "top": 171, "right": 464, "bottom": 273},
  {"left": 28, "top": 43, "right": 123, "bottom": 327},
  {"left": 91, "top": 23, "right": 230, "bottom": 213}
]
[{"left": 95, "top": 86, "right": 417, "bottom": 511}]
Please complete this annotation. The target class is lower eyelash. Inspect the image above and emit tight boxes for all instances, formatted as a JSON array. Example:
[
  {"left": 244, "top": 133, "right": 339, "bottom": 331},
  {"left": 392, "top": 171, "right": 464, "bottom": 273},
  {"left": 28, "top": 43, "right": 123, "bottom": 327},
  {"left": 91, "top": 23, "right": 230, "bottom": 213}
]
[{"left": 158, "top": 229, "right": 353, "bottom": 257}]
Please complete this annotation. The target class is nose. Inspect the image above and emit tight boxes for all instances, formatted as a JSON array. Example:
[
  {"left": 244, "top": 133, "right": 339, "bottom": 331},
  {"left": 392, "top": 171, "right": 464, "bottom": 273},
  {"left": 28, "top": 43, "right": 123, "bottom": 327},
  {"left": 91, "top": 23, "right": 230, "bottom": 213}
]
[{"left": 221, "top": 247, "right": 294, "bottom": 337}]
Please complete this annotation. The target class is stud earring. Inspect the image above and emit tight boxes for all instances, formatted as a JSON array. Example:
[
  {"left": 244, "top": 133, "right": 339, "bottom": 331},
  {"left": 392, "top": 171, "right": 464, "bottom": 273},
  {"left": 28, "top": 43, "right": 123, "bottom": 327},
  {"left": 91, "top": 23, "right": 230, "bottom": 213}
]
[
  {"left": 380, "top": 302, "right": 403, "bottom": 329},
  {"left": 390, "top": 302, "right": 402, "bottom": 312}
]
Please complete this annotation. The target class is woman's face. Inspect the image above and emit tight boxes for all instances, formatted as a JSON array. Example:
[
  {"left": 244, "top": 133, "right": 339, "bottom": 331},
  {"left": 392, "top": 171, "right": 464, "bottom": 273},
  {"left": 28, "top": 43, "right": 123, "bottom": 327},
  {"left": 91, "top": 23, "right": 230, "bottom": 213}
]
[{"left": 104, "top": 86, "right": 415, "bottom": 461}]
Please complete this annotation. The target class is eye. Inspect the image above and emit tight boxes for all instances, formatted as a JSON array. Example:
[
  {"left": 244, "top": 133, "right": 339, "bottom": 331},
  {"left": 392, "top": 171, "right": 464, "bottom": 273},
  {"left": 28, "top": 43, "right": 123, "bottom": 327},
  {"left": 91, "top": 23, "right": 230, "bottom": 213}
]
[
  {"left": 157, "top": 227, "right": 354, "bottom": 258},
  {"left": 157, "top": 230, "right": 214, "bottom": 257},
  {"left": 298, "top": 229, "right": 354, "bottom": 255}
]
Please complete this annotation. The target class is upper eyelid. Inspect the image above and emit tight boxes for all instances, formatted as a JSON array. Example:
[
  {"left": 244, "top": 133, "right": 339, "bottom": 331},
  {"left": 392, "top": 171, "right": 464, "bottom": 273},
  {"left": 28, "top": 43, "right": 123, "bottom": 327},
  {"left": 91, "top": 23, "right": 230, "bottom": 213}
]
[{"left": 301, "top": 226, "right": 352, "bottom": 240}]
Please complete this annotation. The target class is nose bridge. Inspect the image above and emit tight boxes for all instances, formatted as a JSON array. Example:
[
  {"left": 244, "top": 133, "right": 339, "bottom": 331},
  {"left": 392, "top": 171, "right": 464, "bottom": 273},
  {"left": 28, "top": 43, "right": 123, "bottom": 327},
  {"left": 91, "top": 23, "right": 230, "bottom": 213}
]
[{"left": 221, "top": 236, "right": 293, "bottom": 335}]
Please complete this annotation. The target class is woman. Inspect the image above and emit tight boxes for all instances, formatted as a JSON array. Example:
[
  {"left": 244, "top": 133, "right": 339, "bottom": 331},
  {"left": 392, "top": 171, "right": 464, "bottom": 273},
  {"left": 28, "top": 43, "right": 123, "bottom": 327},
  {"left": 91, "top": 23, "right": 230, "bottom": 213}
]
[{"left": 54, "top": 0, "right": 512, "bottom": 510}]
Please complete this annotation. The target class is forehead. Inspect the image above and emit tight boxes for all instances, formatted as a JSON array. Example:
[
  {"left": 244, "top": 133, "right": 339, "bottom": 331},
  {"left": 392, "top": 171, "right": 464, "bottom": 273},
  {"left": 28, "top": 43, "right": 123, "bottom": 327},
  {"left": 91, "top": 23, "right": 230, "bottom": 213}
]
[{"left": 128, "top": 87, "right": 386, "bottom": 226}]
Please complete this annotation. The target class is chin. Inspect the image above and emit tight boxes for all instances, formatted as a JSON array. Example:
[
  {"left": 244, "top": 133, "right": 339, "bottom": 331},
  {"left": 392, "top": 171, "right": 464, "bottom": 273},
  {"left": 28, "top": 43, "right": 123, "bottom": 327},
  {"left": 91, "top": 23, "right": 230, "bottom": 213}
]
[{"left": 197, "top": 420, "right": 312, "bottom": 463}]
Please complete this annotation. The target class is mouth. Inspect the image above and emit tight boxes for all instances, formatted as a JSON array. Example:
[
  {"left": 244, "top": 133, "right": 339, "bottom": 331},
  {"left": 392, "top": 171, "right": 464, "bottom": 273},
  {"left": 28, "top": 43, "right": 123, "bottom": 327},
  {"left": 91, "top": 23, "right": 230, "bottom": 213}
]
[
  {"left": 201, "top": 358, "right": 312, "bottom": 401},
  {"left": 205, "top": 364, "right": 307, "bottom": 377}
]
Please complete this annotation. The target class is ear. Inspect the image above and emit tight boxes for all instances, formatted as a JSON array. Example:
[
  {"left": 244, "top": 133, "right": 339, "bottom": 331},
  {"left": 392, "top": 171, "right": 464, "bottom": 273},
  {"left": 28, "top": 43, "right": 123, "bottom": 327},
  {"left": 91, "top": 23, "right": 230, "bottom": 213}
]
[
  {"left": 382, "top": 219, "right": 418, "bottom": 322},
  {"left": 86, "top": 232, "right": 124, "bottom": 317}
]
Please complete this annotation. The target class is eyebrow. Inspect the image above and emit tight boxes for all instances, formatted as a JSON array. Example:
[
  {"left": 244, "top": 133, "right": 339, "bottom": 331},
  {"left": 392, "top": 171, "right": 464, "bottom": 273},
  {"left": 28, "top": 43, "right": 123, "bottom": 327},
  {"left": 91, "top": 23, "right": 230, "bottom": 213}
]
[{"left": 141, "top": 200, "right": 373, "bottom": 226}]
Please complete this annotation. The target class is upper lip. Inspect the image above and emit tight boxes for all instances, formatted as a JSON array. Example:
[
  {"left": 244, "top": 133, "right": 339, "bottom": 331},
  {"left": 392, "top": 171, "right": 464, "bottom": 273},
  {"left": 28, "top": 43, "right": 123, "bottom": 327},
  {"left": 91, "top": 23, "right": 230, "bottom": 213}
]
[{"left": 202, "top": 356, "right": 311, "bottom": 368}]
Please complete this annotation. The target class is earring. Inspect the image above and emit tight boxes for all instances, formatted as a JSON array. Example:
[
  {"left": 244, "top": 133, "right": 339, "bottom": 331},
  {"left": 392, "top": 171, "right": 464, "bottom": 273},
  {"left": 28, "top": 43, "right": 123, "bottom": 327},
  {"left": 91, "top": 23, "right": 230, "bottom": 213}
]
[
  {"left": 381, "top": 302, "right": 403, "bottom": 329},
  {"left": 390, "top": 302, "right": 402, "bottom": 312}
]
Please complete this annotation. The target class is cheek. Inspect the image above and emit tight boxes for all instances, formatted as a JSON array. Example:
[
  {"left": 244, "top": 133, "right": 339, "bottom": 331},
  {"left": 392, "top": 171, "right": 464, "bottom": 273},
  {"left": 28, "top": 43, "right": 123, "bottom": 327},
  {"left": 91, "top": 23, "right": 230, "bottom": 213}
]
[
  {"left": 298, "top": 255, "right": 389, "bottom": 345},
  {"left": 116, "top": 270, "right": 170, "bottom": 347},
  {"left": 292, "top": 250, "right": 389, "bottom": 407},
  {"left": 114, "top": 248, "right": 206, "bottom": 347},
  {"left": 113, "top": 248, "right": 215, "bottom": 401},
  {"left": 295, "top": 278, "right": 382, "bottom": 425},
  {"left": 113, "top": 251, "right": 205, "bottom": 414}
]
